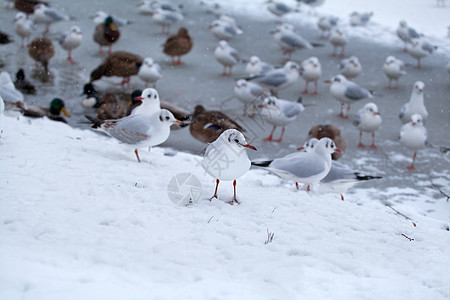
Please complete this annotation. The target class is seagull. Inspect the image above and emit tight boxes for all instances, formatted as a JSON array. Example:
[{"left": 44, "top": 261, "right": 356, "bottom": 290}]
[
  {"left": 300, "top": 56, "right": 321, "bottom": 95},
  {"left": 349, "top": 11, "right": 373, "bottom": 26},
  {"left": 137, "top": 57, "right": 162, "bottom": 88},
  {"left": 252, "top": 137, "right": 339, "bottom": 191},
  {"left": 325, "top": 74, "right": 373, "bottom": 118},
  {"left": 399, "top": 114, "right": 427, "bottom": 170},
  {"left": 201, "top": 129, "right": 256, "bottom": 204},
  {"left": 33, "top": 3, "right": 70, "bottom": 35},
  {"left": 396, "top": 20, "right": 421, "bottom": 52},
  {"left": 14, "top": 12, "right": 34, "bottom": 48},
  {"left": 271, "top": 23, "right": 314, "bottom": 59},
  {"left": 259, "top": 96, "right": 304, "bottom": 143},
  {"left": 130, "top": 88, "right": 161, "bottom": 116},
  {"left": 189, "top": 105, "right": 245, "bottom": 144},
  {"left": 209, "top": 16, "right": 243, "bottom": 41},
  {"left": 214, "top": 40, "right": 240, "bottom": 77},
  {"left": 247, "top": 61, "right": 299, "bottom": 96},
  {"left": 93, "top": 15, "right": 120, "bottom": 55},
  {"left": 234, "top": 79, "right": 267, "bottom": 116},
  {"left": 297, "top": 0, "right": 325, "bottom": 13},
  {"left": 150, "top": 7, "right": 183, "bottom": 35},
  {"left": 162, "top": 27, "right": 193, "bottom": 65},
  {"left": 0, "top": 71, "right": 24, "bottom": 102},
  {"left": 399, "top": 81, "right": 428, "bottom": 124},
  {"left": 329, "top": 28, "right": 347, "bottom": 57},
  {"left": 150, "top": 0, "right": 182, "bottom": 12},
  {"left": 245, "top": 56, "right": 274, "bottom": 77},
  {"left": 338, "top": 56, "right": 361, "bottom": 79},
  {"left": 406, "top": 38, "right": 437, "bottom": 68},
  {"left": 305, "top": 124, "right": 346, "bottom": 160},
  {"left": 317, "top": 15, "right": 338, "bottom": 39},
  {"left": 300, "top": 138, "right": 382, "bottom": 200},
  {"left": 383, "top": 56, "right": 407, "bottom": 89},
  {"left": 28, "top": 37, "right": 54, "bottom": 72},
  {"left": 86, "top": 109, "right": 181, "bottom": 162},
  {"left": 91, "top": 11, "right": 131, "bottom": 27},
  {"left": 353, "top": 102, "right": 382, "bottom": 148},
  {"left": 58, "top": 25, "right": 82, "bottom": 65},
  {"left": 266, "top": 0, "right": 297, "bottom": 17}
]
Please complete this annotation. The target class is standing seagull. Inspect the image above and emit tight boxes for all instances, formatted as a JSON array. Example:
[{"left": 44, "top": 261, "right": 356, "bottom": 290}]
[
  {"left": 353, "top": 102, "right": 382, "bottom": 148},
  {"left": 396, "top": 21, "right": 421, "bottom": 52},
  {"left": 266, "top": 0, "right": 296, "bottom": 17},
  {"left": 399, "top": 114, "right": 427, "bottom": 170},
  {"left": 399, "top": 81, "right": 428, "bottom": 124},
  {"left": 209, "top": 17, "right": 243, "bottom": 41},
  {"left": 93, "top": 16, "right": 120, "bottom": 55},
  {"left": 137, "top": 57, "right": 162, "bottom": 88},
  {"left": 202, "top": 129, "right": 257, "bottom": 204},
  {"left": 406, "top": 38, "right": 437, "bottom": 68},
  {"left": 349, "top": 12, "right": 373, "bottom": 26},
  {"left": 252, "top": 137, "right": 339, "bottom": 191},
  {"left": 58, "top": 25, "right": 82, "bottom": 65},
  {"left": 150, "top": 7, "right": 183, "bottom": 35},
  {"left": 245, "top": 56, "right": 274, "bottom": 77},
  {"left": 329, "top": 28, "right": 347, "bottom": 57},
  {"left": 317, "top": 15, "right": 338, "bottom": 39},
  {"left": 234, "top": 79, "right": 266, "bottom": 116},
  {"left": 383, "top": 56, "right": 407, "bottom": 89},
  {"left": 271, "top": 23, "right": 314, "bottom": 60},
  {"left": 163, "top": 27, "right": 193, "bottom": 65},
  {"left": 85, "top": 109, "right": 181, "bottom": 162},
  {"left": 14, "top": 12, "right": 34, "bottom": 48},
  {"left": 214, "top": 40, "right": 240, "bottom": 77},
  {"left": 259, "top": 96, "right": 304, "bottom": 143},
  {"left": 326, "top": 74, "right": 373, "bottom": 118},
  {"left": 33, "top": 3, "right": 70, "bottom": 35},
  {"left": 300, "top": 56, "right": 321, "bottom": 95},
  {"left": 248, "top": 61, "right": 299, "bottom": 96},
  {"left": 339, "top": 56, "right": 361, "bottom": 79}
]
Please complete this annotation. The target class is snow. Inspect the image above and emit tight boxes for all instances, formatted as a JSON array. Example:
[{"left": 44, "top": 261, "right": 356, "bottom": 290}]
[{"left": 1, "top": 0, "right": 450, "bottom": 299}]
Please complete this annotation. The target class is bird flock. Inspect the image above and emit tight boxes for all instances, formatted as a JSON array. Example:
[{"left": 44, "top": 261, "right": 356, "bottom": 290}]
[{"left": 0, "top": 0, "right": 448, "bottom": 204}]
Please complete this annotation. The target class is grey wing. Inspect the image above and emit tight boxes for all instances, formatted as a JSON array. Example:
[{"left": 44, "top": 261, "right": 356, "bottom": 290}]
[
  {"left": 345, "top": 83, "right": 370, "bottom": 100},
  {"left": 254, "top": 71, "right": 287, "bottom": 87},
  {"left": 250, "top": 85, "right": 263, "bottom": 97},
  {"left": 155, "top": 64, "right": 162, "bottom": 75},
  {"left": 281, "top": 34, "right": 311, "bottom": 49},
  {"left": 58, "top": 34, "right": 67, "bottom": 45},
  {"left": 107, "top": 115, "right": 152, "bottom": 145},
  {"left": 276, "top": 3, "right": 291, "bottom": 13},
  {"left": 408, "top": 27, "right": 420, "bottom": 39},
  {"left": 229, "top": 48, "right": 240, "bottom": 61},
  {"left": 321, "top": 161, "right": 355, "bottom": 183},
  {"left": 398, "top": 103, "right": 407, "bottom": 120},
  {"left": 45, "top": 8, "right": 68, "bottom": 21},
  {"left": 421, "top": 41, "right": 435, "bottom": 54},
  {"left": 260, "top": 63, "right": 274, "bottom": 73},
  {"left": 283, "top": 102, "right": 304, "bottom": 118},
  {"left": 224, "top": 25, "right": 237, "bottom": 36},
  {"left": 353, "top": 110, "right": 361, "bottom": 127},
  {"left": 271, "top": 153, "right": 326, "bottom": 179}
]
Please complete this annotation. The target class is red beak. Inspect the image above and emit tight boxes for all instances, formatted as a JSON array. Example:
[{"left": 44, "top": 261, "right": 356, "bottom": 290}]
[
  {"left": 135, "top": 96, "right": 143, "bottom": 101},
  {"left": 243, "top": 144, "right": 257, "bottom": 151},
  {"left": 297, "top": 146, "right": 305, "bottom": 151},
  {"left": 324, "top": 80, "right": 332, "bottom": 84},
  {"left": 258, "top": 104, "right": 265, "bottom": 108},
  {"left": 374, "top": 112, "right": 380, "bottom": 115},
  {"left": 335, "top": 149, "right": 341, "bottom": 153}
]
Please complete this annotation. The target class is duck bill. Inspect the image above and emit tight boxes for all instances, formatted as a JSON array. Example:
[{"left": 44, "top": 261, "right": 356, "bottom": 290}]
[
  {"left": 61, "top": 107, "right": 71, "bottom": 117},
  {"left": 242, "top": 144, "right": 257, "bottom": 151}
]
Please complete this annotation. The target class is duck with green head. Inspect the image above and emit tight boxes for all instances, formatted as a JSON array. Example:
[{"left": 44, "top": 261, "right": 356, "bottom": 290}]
[
  {"left": 21, "top": 98, "right": 71, "bottom": 123},
  {"left": 93, "top": 15, "right": 120, "bottom": 55}
]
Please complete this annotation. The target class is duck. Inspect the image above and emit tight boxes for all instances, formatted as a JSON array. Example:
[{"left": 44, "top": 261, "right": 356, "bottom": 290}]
[
  {"left": 14, "top": 69, "right": 36, "bottom": 94},
  {"left": 189, "top": 104, "right": 244, "bottom": 144},
  {"left": 58, "top": 25, "right": 82, "bottom": 64},
  {"left": 305, "top": 124, "right": 347, "bottom": 160},
  {"left": 93, "top": 15, "right": 120, "bottom": 55},
  {"left": 19, "top": 98, "right": 71, "bottom": 123},
  {"left": 89, "top": 51, "right": 143, "bottom": 85},
  {"left": 95, "top": 94, "right": 128, "bottom": 120},
  {"left": 14, "top": 0, "right": 48, "bottom": 15},
  {"left": 28, "top": 37, "right": 54, "bottom": 72},
  {"left": 163, "top": 27, "right": 193, "bottom": 65},
  {"left": 0, "top": 30, "right": 14, "bottom": 45}
]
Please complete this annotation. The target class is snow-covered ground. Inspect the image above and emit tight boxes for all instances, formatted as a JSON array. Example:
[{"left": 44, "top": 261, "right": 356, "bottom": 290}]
[{"left": 1, "top": 0, "right": 450, "bottom": 299}]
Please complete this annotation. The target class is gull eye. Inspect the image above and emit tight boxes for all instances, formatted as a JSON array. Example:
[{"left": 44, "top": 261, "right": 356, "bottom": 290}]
[
  {"left": 234, "top": 138, "right": 239, "bottom": 144},
  {"left": 154, "top": 94, "right": 157, "bottom": 99},
  {"left": 147, "top": 94, "right": 151, "bottom": 98},
  {"left": 165, "top": 116, "right": 170, "bottom": 120}
]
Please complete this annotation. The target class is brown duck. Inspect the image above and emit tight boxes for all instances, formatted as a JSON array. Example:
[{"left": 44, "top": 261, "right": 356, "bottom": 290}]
[
  {"left": 305, "top": 124, "right": 347, "bottom": 160},
  {"left": 29, "top": 37, "right": 54, "bottom": 72},
  {"left": 96, "top": 94, "right": 128, "bottom": 120},
  {"left": 189, "top": 104, "right": 244, "bottom": 144},
  {"left": 163, "top": 27, "right": 193, "bottom": 65},
  {"left": 14, "top": 0, "right": 48, "bottom": 14},
  {"left": 93, "top": 15, "right": 120, "bottom": 55},
  {"left": 90, "top": 51, "right": 143, "bottom": 85}
]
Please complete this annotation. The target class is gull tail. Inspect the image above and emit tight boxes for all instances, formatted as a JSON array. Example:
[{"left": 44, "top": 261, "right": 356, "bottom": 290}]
[
  {"left": 354, "top": 173, "right": 382, "bottom": 181},
  {"left": 251, "top": 160, "right": 273, "bottom": 167},
  {"left": 84, "top": 115, "right": 104, "bottom": 129}
]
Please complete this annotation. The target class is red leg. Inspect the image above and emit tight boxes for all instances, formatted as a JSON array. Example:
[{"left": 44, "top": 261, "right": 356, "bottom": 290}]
[
  {"left": 67, "top": 50, "right": 76, "bottom": 64},
  {"left": 134, "top": 149, "right": 141, "bottom": 163},
  {"left": 407, "top": 152, "right": 416, "bottom": 170},
  {"left": 228, "top": 180, "right": 240, "bottom": 205},
  {"left": 358, "top": 131, "right": 365, "bottom": 147},
  {"left": 272, "top": 127, "right": 285, "bottom": 143},
  {"left": 221, "top": 65, "right": 227, "bottom": 76},
  {"left": 370, "top": 132, "right": 377, "bottom": 148},
  {"left": 295, "top": 182, "right": 299, "bottom": 190},
  {"left": 311, "top": 81, "right": 318, "bottom": 95},
  {"left": 108, "top": 45, "right": 113, "bottom": 55},
  {"left": 340, "top": 194, "right": 344, "bottom": 201},
  {"left": 210, "top": 179, "right": 220, "bottom": 201},
  {"left": 98, "top": 45, "right": 104, "bottom": 55},
  {"left": 264, "top": 125, "right": 277, "bottom": 141},
  {"left": 302, "top": 81, "right": 309, "bottom": 94}
]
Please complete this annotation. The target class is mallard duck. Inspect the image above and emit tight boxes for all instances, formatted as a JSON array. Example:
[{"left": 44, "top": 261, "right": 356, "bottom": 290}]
[
  {"left": 58, "top": 25, "right": 82, "bottom": 64},
  {"left": 305, "top": 124, "right": 347, "bottom": 160},
  {"left": 93, "top": 15, "right": 120, "bottom": 55},
  {"left": 14, "top": 69, "right": 36, "bottom": 94},
  {"left": 163, "top": 27, "right": 193, "bottom": 65},
  {"left": 90, "top": 51, "right": 143, "bottom": 85},
  {"left": 14, "top": 0, "right": 48, "bottom": 15},
  {"left": 28, "top": 36, "right": 54, "bottom": 72},
  {"left": 20, "top": 98, "right": 70, "bottom": 123},
  {"left": 189, "top": 104, "right": 244, "bottom": 144},
  {"left": 0, "top": 30, "right": 14, "bottom": 44}
]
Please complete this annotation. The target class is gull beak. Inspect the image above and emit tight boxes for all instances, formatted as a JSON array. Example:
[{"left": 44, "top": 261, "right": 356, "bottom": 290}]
[
  {"left": 61, "top": 107, "right": 71, "bottom": 117},
  {"left": 258, "top": 104, "right": 265, "bottom": 108},
  {"left": 334, "top": 149, "right": 341, "bottom": 153},
  {"left": 297, "top": 146, "right": 304, "bottom": 151},
  {"left": 135, "top": 96, "right": 143, "bottom": 101},
  {"left": 242, "top": 144, "right": 257, "bottom": 151},
  {"left": 374, "top": 112, "right": 380, "bottom": 115},
  {"left": 412, "top": 122, "right": 416, "bottom": 126},
  {"left": 324, "top": 80, "right": 332, "bottom": 84},
  {"left": 173, "top": 120, "right": 183, "bottom": 125},
  {"left": 269, "top": 29, "right": 279, "bottom": 34}
]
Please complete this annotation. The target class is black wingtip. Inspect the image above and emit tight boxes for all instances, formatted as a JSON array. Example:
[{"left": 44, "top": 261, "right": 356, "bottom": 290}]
[
  {"left": 84, "top": 115, "right": 103, "bottom": 128},
  {"left": 251, "top": 160, "right": 272, "bottom": 167},
  {"left": 354, "top": 173, "right": 382, "bottom": 181}
]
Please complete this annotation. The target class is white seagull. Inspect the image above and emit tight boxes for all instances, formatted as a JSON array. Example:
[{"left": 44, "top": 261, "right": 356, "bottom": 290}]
[
  {"left": 258, "top": 96, "right": 305, "bottom": 143},
  {"left": 214, "top": 40, "right": 240, "bottom": 77},
  {"left": 33, "top": 4, "right": 70, "bottom": 35},
  {"left": 406, "top": 38, "right": 437, "bottom": 68},
  {"left": 252, "top": 137, "right": 340, "bottom": 191},
  {"left": 0, "top": 71, "right": 24, "bottom": 102},
  {"left": 396, "top": 20, "right": 421, "bottom": 52},
  {"left": 248, "top": 61, "right": 299, "bottom": 96},
  {"left": 201, "top": 129, "right": 257, "bottom": 204},
  {"left": 130, "top": 88, "right": 161, "bottom": 116},
  {"left": 353, "top": 102, "right": 382, "bottom": 148},
  {"left": 86, "top": 109, "right": 181, "bottom": 163},
  {"left": 326, "top": 74, "right": 373, "bottom": 118},
  {"left": 209, "top": 15, "right": 243, "bottom": 41},
  {"left": 329, "top": 28, "right": 347, "bottom": 57},
  {"left": 300, "top": 56, "right": 321, "bottom": 95},
  {"left": 399, "top": 114, "right": 428, "bottom": 170},
  {"left": 317, "top": 15, "right": 338, "bottom": 39},
  {"left": 150, "top": 7, "right": 183, "bottom": 35},
  {"left": 399, "top": 81, "right": 428, "bottom": 124},
  {"left": 271, "top": 23, "right": 314, "bottom": 60},
  {"left": 234, "top": 79, "right": 267, "bottom": 116},
  {"left": 245, "top": 56, "right": 274, "bottom": 77},
  {"left": 137, "top": 57, "right": 163, "bottom": 88},
  {"left": 383, "top": 56, "right": 407, "bottom": 89},
  {"left": 339, "top": 56, "right": 361, "bottom": 79},
  {"left": 266, "top": 0, "right": 297, "bottom": 17},
  {"left": 349, "top": 11, "right": 373, "bottom": 26},
  {"left": 58, "top": 25, "right": 82, "bottom": 65},
  {"left": 14, "top": 12, "right": 34, "bottom": 48}
]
